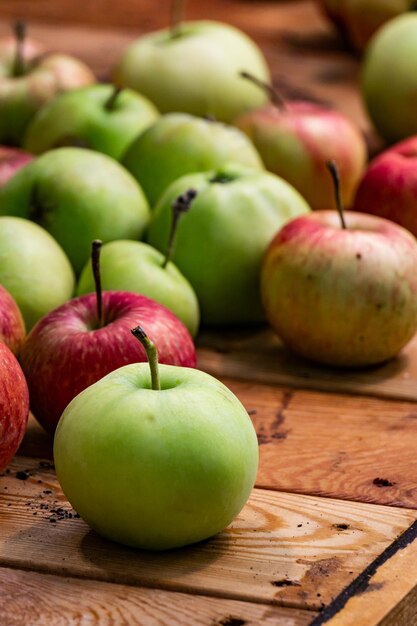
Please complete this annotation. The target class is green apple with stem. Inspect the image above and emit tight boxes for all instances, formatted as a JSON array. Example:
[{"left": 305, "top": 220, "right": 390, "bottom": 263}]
[
  {"left": 77, "top": 190, "right": 200, "bottom": 337},
  {"left": 0, "top": 21, "right": 95, "bottom": 146},
  {"left": 0, "top": 216, "right": 75, "bottom": 330},
  {"left": 0, "top": 147, "right": 150, "bottom": 274},
  {"left": 54, "top": 324, "right": 258, "bottom": 550},
  {"left": 114, "top": 0, "right": 269, "bottom": 123},
  {"left": 24, "top": 84, "right": 159, "bottom": 160},
  {"left": 122, "top": 112, "right": 264, "bottom": 207},
  {"left": 148, "top": 164, "right": 310, "bottom": 325}
]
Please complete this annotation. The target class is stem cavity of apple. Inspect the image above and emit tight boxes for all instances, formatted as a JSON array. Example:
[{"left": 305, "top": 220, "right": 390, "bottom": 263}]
[
  {"left": 131, "top": 325, "right": 161, "bottom": 391},
  {"left": 326, "top": 160, "right": 347, "bottom": 230},
  {"left": 13, "top": 20, "right": 27, "bottom": 78},
  {"left": 239, "top": 71, "right": 286, "bottom": 111},
  {"left": 162, "top": 188, "right": 197, "bottom": 269},
  {"left": 104, "top": 85, "right": 123, "bottom": 111},
  {"left": 170, "top": 0, "right": 185, "bottom": 38},
  {"left": 92, "top": 239, "right": 104, "bottom": 327}
]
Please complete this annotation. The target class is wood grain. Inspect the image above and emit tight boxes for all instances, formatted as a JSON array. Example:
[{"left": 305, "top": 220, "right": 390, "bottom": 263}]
[
  {"left": 0, "top": 457, "right": 415, "bottom": 612},
  {"left": 18, "top": 380, "right": 417, "bottom": 511},
  {"left": 0, "top": 566, "right": 316, "bottom": 626},
  {"left": 197, "top": 330, "right": 417, "bottom": 403}
]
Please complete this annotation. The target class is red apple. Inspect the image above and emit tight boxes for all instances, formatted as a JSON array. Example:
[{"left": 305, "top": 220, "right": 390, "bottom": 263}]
[
  {"left": 0, "top": 147, "right": 33, "bottom": 187},
  {"left": 0, "top": 284, "right": 25, "bottom": 354},
  {"left": 0, "top": 342, "right": 29, "bottom": 471},
  {"left": 261, "top": 208, "right": 417, "bottom": 367},
  {"left": 234, "top": 75, "right": 367, "bottom": 211},
  {"left": 353, "top": 136, "right": 417, "bottom": 237},
  {"left": 20, "top": 289, "right": 197, "bottom": 433}
]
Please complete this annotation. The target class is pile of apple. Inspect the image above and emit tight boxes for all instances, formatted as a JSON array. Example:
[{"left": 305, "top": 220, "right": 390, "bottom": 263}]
[{"left": 1, "top": 2, "right": 417, "bottom": 550}]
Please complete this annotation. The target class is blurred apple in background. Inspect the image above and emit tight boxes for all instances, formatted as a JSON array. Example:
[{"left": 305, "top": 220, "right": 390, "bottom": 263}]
[
  {"left": 54, "top": 325, "right": 258, "bottom": 550},
  {"left": 24, "top": 84, "right": 159, "bottom": 160},
  {"left": 316, "top": 0, "right": 413, "bottom": 52},
  {"left": 354, "top": 136, "right": 417, "bottom": 237},
  {"left": 0, "top": 284, "right": 25, "bottom": 354},
  {"left": 122, "top": 112, "right": 263, "bottom": 206},
  {"left": 0, "top": 146, "right": 33, "bottom": 187},
  {"left": 0, "top": 147, "right": 150, "bottom": 273},
  {"left": 0, "top": 216, "right": 75, "bottom": 330},
  {"left": 261, "top": 162, "right": 417, "bottom": 367},
  {"left": 148, "top": 164, "right": 310, "bottom": 326},
  {"left": 0, "top": 21, "right": 95, "bottom": 146},
  {"left": 20, "top": 241, "right": 197, "bottom": 434},
  {"left": 114, "top": 10, "right": 269, "bottom": 123},
  {"left": 362, "top": 14, "right": 417, "bottom": 143},
  {"left": 235, "top": 72, "right": 367, "bottom": 211},
  {"left": 0, "top": 342, "right": 29, "bottom": 472}
]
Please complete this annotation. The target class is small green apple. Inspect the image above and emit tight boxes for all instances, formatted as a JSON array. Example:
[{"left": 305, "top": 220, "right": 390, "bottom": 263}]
[
  {"left": 24, "top": 84, "right": 159, "bottom": 160},
  {"left": 148, "top": 164, "right": 310, "bottom": 325},
  {"left": 0, "top": 147, "right": 150, "bottom": 274},
  {"left": 114, "top": 20, "right": 269, "bottom": 123},
  {"left": 122, "top": 112, "right": 264, "bottom": 206},
  {"left": 362, "top": 14, "right": 417, "bottom": 142},
  {"left": 0, "top": 216, "right": 75, "bottom": 329},
  {"left": 54, "top": 325, "right": 258, "bottom": 550}
]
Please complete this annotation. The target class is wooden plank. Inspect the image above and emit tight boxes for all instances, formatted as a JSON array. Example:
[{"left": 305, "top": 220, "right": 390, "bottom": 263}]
[
  {"left": 0, "top": 457, "right": 415, "bottom": 612},
  {"left": 18, "top": 380, "right": 417, "bottom": 511},
  {"left": 309, "top": 521, "right": 417, "bottom": 626},
  {"left": 197, "top": 330, "right": 417, "bottom": 403},
  {"left": 0, "top": 566, "right": 315, "bottom": 626}
]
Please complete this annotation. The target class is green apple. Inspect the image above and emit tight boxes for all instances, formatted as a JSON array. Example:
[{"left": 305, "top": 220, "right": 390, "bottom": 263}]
[
  {"left": 362, "top": 14, "right": 417, "bottom": 142},
  {"left": 77, "top": 240, "right": 200, "bottom": 337},
  {"left": 0, "top": 22, "right": 95, "bottom": 146},
  {"left": 24, "top": 84, "right": 159, "bottom": 160},
  {"left": 0, "top": 216, "right": 75, "bottom": 329},
  {"left": 0, "top": 147, "right": 150, "bottom": 274},
  {"left": 148, "top": 164, "right": 310, "bottom": 325},
  {"left": 114, "top": 20, "right": 269, "bottom": 123},
  {"left": 54, "top": 326, "right": 258, "bottom": 550},
  {"left": 122, "top": 112, "right": 264, "bottom": 206}
]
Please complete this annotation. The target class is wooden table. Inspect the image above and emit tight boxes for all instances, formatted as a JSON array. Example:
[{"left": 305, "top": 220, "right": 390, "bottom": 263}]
[{"left": 1, "top": 2, "right": 417, "bottom": 625}]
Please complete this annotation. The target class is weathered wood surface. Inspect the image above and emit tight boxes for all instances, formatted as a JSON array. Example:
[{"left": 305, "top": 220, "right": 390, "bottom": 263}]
[
  {"left": 0, "top": 566, "right": 316, "bottom": 626},
  {"left": 1, "top": 457, "right": 416, "bottom": 614}
]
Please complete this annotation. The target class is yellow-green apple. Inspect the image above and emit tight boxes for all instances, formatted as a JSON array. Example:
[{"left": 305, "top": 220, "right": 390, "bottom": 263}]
[
  {"left": 0, "top": 22, "right": 95, "bottom": 146},
  {"left": 20, "top": 241, "right": 196, "bottom": 434},
  {"left": 0, "top": 146, "right": 33, "bottom": 186},
  {"left": 316, "top": 0, "right": 413, "bottom": 52},
  {"left": 0, "top": 342, "right": 29, "bottom": 471},
  {"left": 114, "top": 19, "right": 269, "bottom": 123},
  {"left": 235, "top": 72, "right": 367, "bottom": 211},
  {"left": 54, "top": 325, "right": 258, "bottom": 550},
  {"left": 148, "top": 165, "right": 310, "bottom": 325},
  {"left": 24, "top": 84, "right": 159, "bottom": 160},
  {"left": 77, "top": 239, "right": 200, "bottom": 338},
  {"left": 261, "top": 163, "right": 417, "bottom": 366},
  {"left": 0, "top": 284, "right": 25, "bottom": 354},
  {"left": 0, "top": 147, "right": 150, "bottom": 274},
  {"left": 362, "top": 14, "right": 417, "bottom": 143},
  {"left": 0, "top": 216, "right": 75, "bottom": 330},
  {"left": 122, "top": 112, "right": 264, "bottom": 207},
  {"left": 353, "top": 136, "right": 417, "bottom": 236}
]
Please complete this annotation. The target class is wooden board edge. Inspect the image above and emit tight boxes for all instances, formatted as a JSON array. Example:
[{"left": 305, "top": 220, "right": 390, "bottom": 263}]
[{"left": 308, "top": 519, "right": 417, "bottom": 626}]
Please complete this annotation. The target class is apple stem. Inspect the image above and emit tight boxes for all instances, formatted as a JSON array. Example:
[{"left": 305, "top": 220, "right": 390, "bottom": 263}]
[
  {"left": 170, "top": 0, "right": 185, "bottom": 38},
  {"left": 131, "top": 325, "right": 161, "bottom": 391},
  {"left": 105, "top": 85, "right": 123, "bottom": 111},
  {"left": 92, "top": 240, "right": 104, "bottom": 327},
  {"left": 162, "top": 188, "right": 197, "bottom": 269},
  {"left": 326, "top": 160, "right": 347, "bottom": 230},
  {"left": 12, "top": 20, "right": 26, "bottom": 77},
  {"left": 239, "top": 71, "right": 286, "bottom": 111}
]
